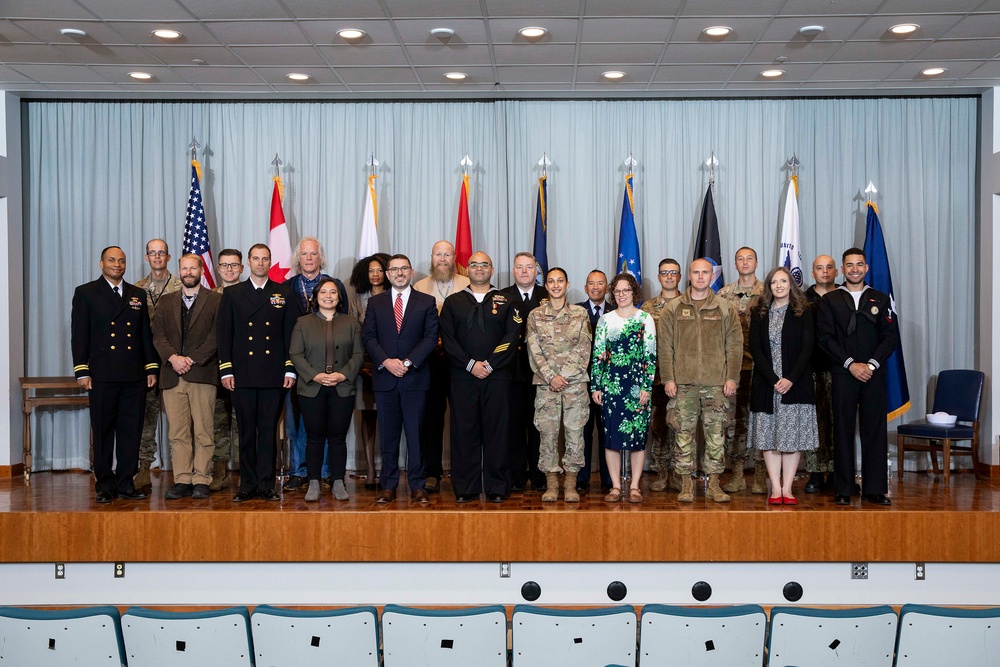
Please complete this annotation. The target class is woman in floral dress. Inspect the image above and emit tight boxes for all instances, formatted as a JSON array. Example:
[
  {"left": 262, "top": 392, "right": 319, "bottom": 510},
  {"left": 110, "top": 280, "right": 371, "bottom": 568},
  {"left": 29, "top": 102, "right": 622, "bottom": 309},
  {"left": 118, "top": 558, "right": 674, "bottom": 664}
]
[{"left": 591, "top": 273, "right": 657, "bottom": 503}]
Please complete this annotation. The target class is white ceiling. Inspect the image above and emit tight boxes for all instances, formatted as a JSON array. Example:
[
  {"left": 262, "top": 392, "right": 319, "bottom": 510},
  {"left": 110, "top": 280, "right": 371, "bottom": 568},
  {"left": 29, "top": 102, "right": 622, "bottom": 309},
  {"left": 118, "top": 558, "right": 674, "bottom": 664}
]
[{"left": 2, "top": 0, "right": 999, "bottom": 99}]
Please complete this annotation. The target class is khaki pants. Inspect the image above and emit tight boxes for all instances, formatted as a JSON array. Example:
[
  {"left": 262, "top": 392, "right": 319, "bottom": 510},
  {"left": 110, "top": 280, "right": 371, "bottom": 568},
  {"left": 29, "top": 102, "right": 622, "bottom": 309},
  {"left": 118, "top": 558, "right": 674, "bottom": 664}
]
[{"left": 162, "top": 378, "right": 218, "bottom": 485}]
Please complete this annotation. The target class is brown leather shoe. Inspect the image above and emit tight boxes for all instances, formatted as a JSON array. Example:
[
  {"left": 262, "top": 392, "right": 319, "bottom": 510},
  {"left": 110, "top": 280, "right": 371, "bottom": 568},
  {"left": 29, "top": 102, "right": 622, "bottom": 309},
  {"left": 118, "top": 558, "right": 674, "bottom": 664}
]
[
  {"left": 376, "top": 488, "right": 396, "bottom": 504},
  {"left": 412, "top": 489, "right": 430, "bottom": 504}
]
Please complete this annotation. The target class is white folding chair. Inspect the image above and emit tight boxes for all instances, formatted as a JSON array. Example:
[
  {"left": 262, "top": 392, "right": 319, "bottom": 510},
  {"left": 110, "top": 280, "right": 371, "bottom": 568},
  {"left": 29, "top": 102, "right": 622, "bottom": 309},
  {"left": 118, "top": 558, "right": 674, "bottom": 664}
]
[
  {"left": 381, "top": 604, "right": 508, "bottom": 667},
  {"left": 767, "top": 605, "right": 897, "bottom": 667},
  {"left": 0, "top": 605, "right": 125, "bottom": 666},
  {"left": 122, "top": 606, "right": 253, "bottom": 667},
  {"left": 639, "top": 604, "right": 766, "bottom": 666},
  {"left": 895, "top": 604, "right": 1000, "bottom": 666},
  {"left": 512, "top": 605, "right": 637, "bottom": 667},
  {"left": 251, "top": 605, "right": 379, "bottom": 667}
]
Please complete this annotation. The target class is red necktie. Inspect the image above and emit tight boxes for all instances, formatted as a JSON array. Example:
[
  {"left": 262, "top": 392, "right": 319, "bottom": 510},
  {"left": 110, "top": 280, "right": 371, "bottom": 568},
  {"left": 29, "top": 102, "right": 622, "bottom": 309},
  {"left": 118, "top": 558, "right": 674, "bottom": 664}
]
[{"left": 394, "top": 292, "right": 403, "bottom": 332}]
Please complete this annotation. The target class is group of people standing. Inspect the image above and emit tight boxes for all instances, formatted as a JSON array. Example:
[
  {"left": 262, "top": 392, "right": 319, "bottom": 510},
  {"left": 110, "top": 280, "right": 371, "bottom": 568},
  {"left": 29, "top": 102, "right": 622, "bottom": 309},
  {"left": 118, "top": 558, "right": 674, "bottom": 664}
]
[{"left": 70, "top": 234, "right": 898, "bottom": 508}]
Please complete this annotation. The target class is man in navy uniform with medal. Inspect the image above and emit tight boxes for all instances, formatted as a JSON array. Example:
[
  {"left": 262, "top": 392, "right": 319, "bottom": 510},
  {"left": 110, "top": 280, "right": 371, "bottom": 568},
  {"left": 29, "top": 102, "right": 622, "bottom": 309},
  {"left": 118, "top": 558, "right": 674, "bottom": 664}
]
[
  {"left": 71, "top": 246, "right": 159, "bottom": 504},
  {"left": 817, "top": 247, "right": 899, "bottom": 506},
  {"left": 217, "top": 243, "right": 297, "bottom": 501}
]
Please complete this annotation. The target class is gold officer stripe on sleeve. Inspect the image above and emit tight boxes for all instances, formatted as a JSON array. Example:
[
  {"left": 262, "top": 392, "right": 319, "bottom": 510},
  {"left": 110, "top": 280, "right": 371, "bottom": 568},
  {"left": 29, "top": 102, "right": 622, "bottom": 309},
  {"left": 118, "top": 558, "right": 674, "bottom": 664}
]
[
  {"left": 493, "top": 343, "right": 510, "bottom": 353},
  {"left": 73, "top": 364, "right": 89, "bottom": 372},
  {"left": 219, "top": 362, "right": 233, "bottom": 370},
  {"left": 145, "top": 363, "right": 159, "bottom": 370}
]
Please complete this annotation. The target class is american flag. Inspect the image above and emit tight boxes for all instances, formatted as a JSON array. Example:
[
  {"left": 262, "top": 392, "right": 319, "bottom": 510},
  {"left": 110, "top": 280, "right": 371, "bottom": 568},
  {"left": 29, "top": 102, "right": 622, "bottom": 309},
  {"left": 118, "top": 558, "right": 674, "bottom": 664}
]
[{"left": 183, "top": 160, "right": 216, "bottom": 288}]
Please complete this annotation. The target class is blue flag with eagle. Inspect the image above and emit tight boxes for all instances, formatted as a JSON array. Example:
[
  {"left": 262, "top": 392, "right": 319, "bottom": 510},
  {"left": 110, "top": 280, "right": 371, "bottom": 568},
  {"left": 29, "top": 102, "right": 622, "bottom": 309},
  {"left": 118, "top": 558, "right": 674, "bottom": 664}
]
[{"left": 616, "top": 174, "right": 641, "bottom": 283}]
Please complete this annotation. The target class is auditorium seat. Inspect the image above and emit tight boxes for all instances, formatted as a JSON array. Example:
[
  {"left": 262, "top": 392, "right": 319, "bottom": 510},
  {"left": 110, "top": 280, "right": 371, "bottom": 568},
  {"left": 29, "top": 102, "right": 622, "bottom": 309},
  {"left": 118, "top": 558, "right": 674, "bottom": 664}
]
[
  {"left": 895, "top": 604, "right": 1000, "bottom": 665},
  {"left": 251, "top": 605, "right": 379, "bottom": 666},
  {"left": 0, "top": 605, "right": 125, "bottom": 666},
  {"left": 381, "top": 604, "right": 507, "bottom": 667},
  {"left": 767, "top": 605, "right": 897, "bottom": 666},
  {"left": 121, "top": 605, "right": 253, "bottom": 666},
  {"left": 511, "top": 604, "right": 637, "bottom": 667},
  {"left": 639, "top": 604, "right": 766, "bottom": 665}
]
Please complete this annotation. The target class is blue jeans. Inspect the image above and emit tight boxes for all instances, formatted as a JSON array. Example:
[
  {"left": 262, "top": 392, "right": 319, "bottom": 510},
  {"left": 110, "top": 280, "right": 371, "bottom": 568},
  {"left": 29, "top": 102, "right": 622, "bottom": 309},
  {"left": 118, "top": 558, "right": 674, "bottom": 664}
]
[{"left": 287, "top": 393, "right": 329, "bottom": 478}]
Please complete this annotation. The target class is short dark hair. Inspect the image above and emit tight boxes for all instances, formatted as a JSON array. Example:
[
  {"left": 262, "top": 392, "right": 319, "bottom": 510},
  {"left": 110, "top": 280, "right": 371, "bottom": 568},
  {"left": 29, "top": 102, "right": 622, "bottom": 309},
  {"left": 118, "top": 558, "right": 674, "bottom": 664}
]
[
  {"left": 100, "top": 246, "right": 123, "bottom": 260},
  {"left": 310, "top": 277, "right": 341, "bottom": 312},
  {"left": 218, "top": 248, "right": 242, "bottom": 262},
  {"left": 389, "top": 253, "right": 411, "bottom": 265},
  {"left": 658, "top": 258, "right": 680, "bottom": 270},
  {"left": 248, "top": 243, "right": 270, "bottom": 258},
  {"left": 545, "top": 267, "right": 568, "bottom": 282},
  {"left": 735, "top": 246, "right": 757, "bottom": 261},
  {"left": 587, "top": 269, "right": 607, "bottom": 281},
  {"left": 609, "top": 272, "right": 642, "bottom": 307},
  {"left": 843, "top": 247, "right": 866, "bottom": 262}
]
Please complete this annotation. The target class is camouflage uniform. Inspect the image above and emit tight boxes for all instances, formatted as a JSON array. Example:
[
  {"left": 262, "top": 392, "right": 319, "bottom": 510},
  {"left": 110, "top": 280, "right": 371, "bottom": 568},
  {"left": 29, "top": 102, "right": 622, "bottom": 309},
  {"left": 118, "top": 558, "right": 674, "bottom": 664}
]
[
  {"left": 526, "top": 300, "right": 592, "bottom": 474},
  {"left": 212, "top": 282, "right": 240, "bottom": 465},
  {"left": 641, "top": 294, "right": 678, "bottom": 473},
  {"left": 716, "top": 279, "right": 763, "bottom": 473},
  {"left": 135, "top": 272, "right": 183, "bottom": 464},
  {"left": 669, "top": 385, "right": 730, "bottom": 475},
  {"left": 805, "top": 370, "right": 835, "bottom": 473}
]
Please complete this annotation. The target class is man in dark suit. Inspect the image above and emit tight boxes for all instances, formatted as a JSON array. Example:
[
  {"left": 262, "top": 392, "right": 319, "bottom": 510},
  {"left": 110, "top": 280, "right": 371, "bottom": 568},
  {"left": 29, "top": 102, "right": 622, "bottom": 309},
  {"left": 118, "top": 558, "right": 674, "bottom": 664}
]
[
  {"left": 503, "top": 252, "right": 548, "bottom": 492},
  {"left": 71, "top": 246, "right": 159, "bottom": 504},
  {"left": 817, "top": 247, "right": 899, "bottom": 507},
  {"left": 152, "top": 254, "right": 221, "bottom": 501},
  {"left": 575, "top": 269, "right": 613, "bottom": 495},
  {"left": 217, "top": 243, "right": 297, "bottom": 502},
  {"left": 363, "top": 254, "right": 440, "bottom": 504}
]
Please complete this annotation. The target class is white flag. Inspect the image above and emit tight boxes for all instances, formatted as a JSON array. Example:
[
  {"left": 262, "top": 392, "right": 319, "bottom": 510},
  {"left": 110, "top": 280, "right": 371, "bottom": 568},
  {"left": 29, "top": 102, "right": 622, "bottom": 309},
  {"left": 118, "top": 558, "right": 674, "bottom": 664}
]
[
  {"left": 358, "top": 174, "right": 379, "bottom": 259},
  {"left": 778, "top": 175, "right": 804, "bottom": 287}
]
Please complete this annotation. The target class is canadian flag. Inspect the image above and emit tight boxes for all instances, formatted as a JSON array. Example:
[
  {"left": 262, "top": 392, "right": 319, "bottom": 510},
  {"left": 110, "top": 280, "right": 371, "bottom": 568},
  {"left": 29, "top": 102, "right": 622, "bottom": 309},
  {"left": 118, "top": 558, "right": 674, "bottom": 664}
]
[{"left": 268, "top": 175, "right": 293, "bottom": 282}]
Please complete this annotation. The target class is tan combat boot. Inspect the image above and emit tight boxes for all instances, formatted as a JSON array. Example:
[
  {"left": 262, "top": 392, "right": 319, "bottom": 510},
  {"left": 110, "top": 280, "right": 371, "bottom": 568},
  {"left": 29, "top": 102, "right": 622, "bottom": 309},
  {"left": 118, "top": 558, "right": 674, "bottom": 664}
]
[
  {"left": 707, "top": 473, "right": 732, "bottom": 503},
  {"left": 669, "top": 472, "right": 683, "bottom": 492},
  {"left": 751, "top": 460, "right": 768, "bottom": 494},
  {"left": 208, "top": 460, "right": 229, "bottom": 492},
  {"left": 541, "top": 472, "right": 560, "bottom": 502},
  {"left": 677, "top": 474, "right": 694, "bottom": 503},
  {"left": 563, "top": 474, "right": 580, "bottom": 503},
  {"left": 649, "top": 468, "right": 669, "bottom": 492},
  {"left": 723, "top": 467, "right": 747, "bottom": 493},
  {"left": 133, "top": 461, "right": 151, "bottom": 490}
]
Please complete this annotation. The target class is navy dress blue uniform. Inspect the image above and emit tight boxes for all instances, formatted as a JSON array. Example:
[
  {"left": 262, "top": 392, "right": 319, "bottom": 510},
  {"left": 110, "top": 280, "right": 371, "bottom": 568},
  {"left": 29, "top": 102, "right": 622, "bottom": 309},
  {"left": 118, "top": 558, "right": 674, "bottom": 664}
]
[
  {"left": 575, "top": 299, "right": 613, "bottom": 492},
  {"left": 503, "top": 284, "right": 548, "bottom": 491},
  {"left": 817, "top": 286, "right": 899, "bottom": 499},
  {"left": 71, "top": 278, "right": 159, "bottom": 496},
  {"left": 217, "top": 279, "right": 296, "bottom": 497},
  {"left": 362, "top": 287, "right": 440, "bottom": 493},
  {"left": 440, "top": 288, "right": 521, "bottom": 499}
]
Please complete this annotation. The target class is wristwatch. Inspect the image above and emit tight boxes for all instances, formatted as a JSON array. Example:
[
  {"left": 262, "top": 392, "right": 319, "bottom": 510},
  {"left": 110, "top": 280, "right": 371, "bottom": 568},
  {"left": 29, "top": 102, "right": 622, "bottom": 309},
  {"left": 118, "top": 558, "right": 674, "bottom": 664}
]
[
  {"left": 866, "top": 362, "right": 877, "bottom": 372},
  {"left": 403, "top": 359, "right": 412, "bottom": 368}
]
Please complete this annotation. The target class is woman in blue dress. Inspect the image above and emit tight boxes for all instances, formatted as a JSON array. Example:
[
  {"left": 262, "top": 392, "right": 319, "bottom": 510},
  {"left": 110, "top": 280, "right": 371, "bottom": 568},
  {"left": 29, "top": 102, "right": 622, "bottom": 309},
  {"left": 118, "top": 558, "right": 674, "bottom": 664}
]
[{"left": 591, "top": 273, "right": 657, "bottom": 503}]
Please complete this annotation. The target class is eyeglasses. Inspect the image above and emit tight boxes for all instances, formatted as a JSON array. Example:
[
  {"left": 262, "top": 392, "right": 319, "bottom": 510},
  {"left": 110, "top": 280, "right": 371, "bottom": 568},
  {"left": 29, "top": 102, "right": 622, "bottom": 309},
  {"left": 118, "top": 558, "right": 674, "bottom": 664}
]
[
  {"left": 146, "top": 250, "right": 168, "bottom": 257},
  {"left": 468, "top": 261, "right": 491, "bottom": 269},
  {"left": 218, "top": 262, "right": 241, "bottom": 270},
  {"left": 386, "top": 266, "right": 412, "bottom": 274},
  {"left": 659, "top": 270, "right": 680, "bottom": 276},
  {"left": 613, "top": 289, "right": 632, "bottom": 296}
]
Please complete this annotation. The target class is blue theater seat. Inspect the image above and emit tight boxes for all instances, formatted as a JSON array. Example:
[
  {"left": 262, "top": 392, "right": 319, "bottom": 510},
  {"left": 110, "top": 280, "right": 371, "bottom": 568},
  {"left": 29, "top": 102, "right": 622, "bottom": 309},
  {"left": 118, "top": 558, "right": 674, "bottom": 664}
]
[
  {"left": 512, "top": 605, "right": 637, "bottom": 667},
  {"left": 895, "top": 604, "right": 1000, "bottom": 666},
  {"left": 250, "top": 605, "right": 379, "bottom": 667},
  {"left": 121, "top": 606, "right": 253, "bottom": 667},
  {"left": 381, "top": 604, "right": 508, "bottom": 667},
  {"left": 639, "top": 604, "right": 766, "bottom": 666},
  {"left": 0, "top": 605, "right": 125, "bottom": 666},
  {"left": 767, "top": 605, "right": 897, "bottom": 667}
]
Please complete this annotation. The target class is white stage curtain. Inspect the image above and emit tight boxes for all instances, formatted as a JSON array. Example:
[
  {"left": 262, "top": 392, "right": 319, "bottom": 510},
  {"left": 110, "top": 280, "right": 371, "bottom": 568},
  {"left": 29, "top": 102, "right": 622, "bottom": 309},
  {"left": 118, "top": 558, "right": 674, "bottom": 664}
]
[{"left": 25, "top": 97, "right": 976, "bottom": 471}]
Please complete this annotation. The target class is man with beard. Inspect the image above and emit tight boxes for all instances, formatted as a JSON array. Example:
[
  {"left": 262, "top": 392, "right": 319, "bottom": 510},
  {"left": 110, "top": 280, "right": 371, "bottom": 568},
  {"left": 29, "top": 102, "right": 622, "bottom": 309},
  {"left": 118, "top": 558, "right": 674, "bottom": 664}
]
[
  {"left": 152, "top": 254, "right": 221, "bottom": 500},
  {"left": 439, "top": 251, "right": 520, "bottom": 503},
  {"left": 413, "top": 240, "right": 470, "bottom": 492}
]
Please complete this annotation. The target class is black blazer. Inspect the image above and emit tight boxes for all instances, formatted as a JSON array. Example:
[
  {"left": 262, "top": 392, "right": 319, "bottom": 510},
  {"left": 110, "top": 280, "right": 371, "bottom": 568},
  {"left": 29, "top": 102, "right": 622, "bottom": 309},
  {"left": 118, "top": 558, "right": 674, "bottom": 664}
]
[
  {"left": 748, "top": 305, "right": 816, "bottom": 414},
  {"left": 503, "top": 284, "right": 548, "bottom": 383},
  {"left": 71, "top": 278, "right": 158, "bottom": 383},
  {"left": 362, "top": 288, "right": 439, "bottom": 391},
  {"left": 217, "top": 279, "right": 296, "bottom": 387}
]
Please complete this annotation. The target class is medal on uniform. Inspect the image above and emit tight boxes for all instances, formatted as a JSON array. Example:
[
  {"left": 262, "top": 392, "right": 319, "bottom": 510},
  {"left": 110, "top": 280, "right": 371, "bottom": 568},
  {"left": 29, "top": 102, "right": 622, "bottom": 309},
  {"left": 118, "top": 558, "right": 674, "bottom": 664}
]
[{"left": 870, "top": 306, "right": 878, "bottom": 315}]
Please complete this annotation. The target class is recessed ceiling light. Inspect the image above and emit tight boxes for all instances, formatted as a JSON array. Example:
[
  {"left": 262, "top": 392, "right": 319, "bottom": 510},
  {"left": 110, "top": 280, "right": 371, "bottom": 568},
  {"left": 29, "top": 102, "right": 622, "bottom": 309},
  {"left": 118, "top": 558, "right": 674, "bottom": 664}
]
[
  {"left": 152, "top": 29, "right": 182, "bottom": 40},
  {"left": 59, "top": 28, "right": 88, "bottom": 37},
  {"left": 444, "top": 71, "right": 467, "bottom": 80},
  {"left": 799, "top": 25, "right": 824, "bottom": 36},
  {"left": 921, "top": 67, "right": 947, "bottom": 76},
  {"left": 128, "top": 71, "right": 152, "bottom": 80},
  {"left": 191, "top": 58, "right": 206, "bottom": 65},
  {"left": 337, "top": 28, "right": 366, "bottom": 41},
  {"left": 760, "top": 69, "right": 785, "bottom": 78},
  {"left": 702, "top": 26, "right": 732, "bottom": 37},
  {"left": 286, "top": 72, "right": 311, "bottom": 81},
  {"left": 890, "top": 23, "right": 919, "bottom": 35},
  {"left": 602, "top": 70, "right": 627, "bottom": 80},
  {"left": 518, "top": 26, "right": 548, "bottom": 39},
  {"left": 430, "top": 28, "right": 455, "bottom": 39}
]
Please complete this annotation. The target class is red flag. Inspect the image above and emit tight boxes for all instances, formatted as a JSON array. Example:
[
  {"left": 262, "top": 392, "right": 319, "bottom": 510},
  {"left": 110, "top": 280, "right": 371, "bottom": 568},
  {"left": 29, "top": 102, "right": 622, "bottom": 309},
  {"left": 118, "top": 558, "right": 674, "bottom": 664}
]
[
  {"left": 454, "top": 173, "right": 472, "bottom": 276},
  {"left": 268, "top": 176, "right": 292, "bottom": 282}
]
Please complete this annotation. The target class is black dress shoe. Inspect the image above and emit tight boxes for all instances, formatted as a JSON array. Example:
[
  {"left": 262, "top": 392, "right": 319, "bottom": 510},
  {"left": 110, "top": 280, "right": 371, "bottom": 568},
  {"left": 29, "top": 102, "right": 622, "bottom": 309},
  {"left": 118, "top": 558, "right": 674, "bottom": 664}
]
[
  {"left": 576, "top": 481, "right": 590, "bottom": 493},
  {"left": 165, "top": 483, "right": 194, "bottom": 500},
  {"left": 834, "top": 495, "right": 851, "bottom": 506},
  {"left": 232, "top": 490, "right": 253, "bottom": 502},
  {"left": 191, "top": 484, "right": 210, "bottom": 499},
  {"left": 486, "top": 493, "right": 507, "bottom": 504},
  {"left": 96, "top": 490, "right": 113, "bottom": 504},
  {"left": 804, "top": 473, "right": 824, "bottom": 494},
  {"left": 510, "top": 479, "right": 526, "bottom": 492},
  {"left": 282, "top": 475, "right": 306, "bottom": 491},
  {"left": 862, "top": 493, "right": 892, "bottom": 505},
  {"left": 258, "top": 489, "right": 280, "bottom": 501},
  {"left": 116, "top": 488, "right": 148, "bottom": 500},
  {"left": 455, "top": 494, "right": 479, "bottom": 503}
]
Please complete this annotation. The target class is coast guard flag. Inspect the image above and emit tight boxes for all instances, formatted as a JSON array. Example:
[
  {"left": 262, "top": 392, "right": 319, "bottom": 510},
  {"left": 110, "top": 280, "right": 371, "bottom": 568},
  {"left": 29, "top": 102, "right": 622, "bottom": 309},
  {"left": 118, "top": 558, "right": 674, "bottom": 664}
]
[
  {"left": 455, "top": 174, "right": 472, "bottom": 276},
  {"left": 863, "top": 201, "right": 910, "bottom": 421},
  {"left": 358, "top": 173, "right": 379, "bottom": 259},
  {"left": 182, "top": 159, "right": 216, "bottom": 289},
  {"left": 693, "top": 184, "right": 724, "bottom": 292},
  {"left": 616, "top": 174, "right": 641, "bottom": 283},
  {"left": 267, "top": 174, "right": 293, "bottom": 283},
  {"left": 532, "top": 175, "right": 548, "bottom": 286},
  {"left": 778, "top": 174, "right": 804, "bottom": 287}
]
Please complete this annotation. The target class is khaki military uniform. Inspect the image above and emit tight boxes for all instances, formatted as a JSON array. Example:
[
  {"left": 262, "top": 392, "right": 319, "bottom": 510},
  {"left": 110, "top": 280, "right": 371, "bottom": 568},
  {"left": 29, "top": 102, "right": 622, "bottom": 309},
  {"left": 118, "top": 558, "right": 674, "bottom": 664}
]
[
  {"left": 716, "top": 279, "right": 763, "bottom": 473},
  {"left": 641, "top": 294, "right": 679, "bottom": 474},
  {"left": 526, "top": 300, "right": 592, "bottom": 474},
  {"left": 135, "top": 272, "right": 183, "bottom": 464}
]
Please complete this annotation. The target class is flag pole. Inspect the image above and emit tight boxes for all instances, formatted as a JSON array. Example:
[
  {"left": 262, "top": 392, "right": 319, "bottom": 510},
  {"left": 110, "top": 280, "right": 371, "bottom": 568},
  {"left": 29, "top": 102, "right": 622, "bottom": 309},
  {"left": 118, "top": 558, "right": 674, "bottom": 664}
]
[
  {"left": 188, "top": 136, "right": 200, "bottom": 162},
  {"left": 787, "top": 152, "right": 799, "bottom": 177},
  {"left": 706, "top": 152, "right": 718, "bottom": 187},
  {"left": 620, "top": 152, "right": 639, "bottom": 487},
  {"left": 865, "top": 180, "right": 877, "bottom": 205},
  {"left": 538, "top": 151, "right": 550, "bottom": 177}
]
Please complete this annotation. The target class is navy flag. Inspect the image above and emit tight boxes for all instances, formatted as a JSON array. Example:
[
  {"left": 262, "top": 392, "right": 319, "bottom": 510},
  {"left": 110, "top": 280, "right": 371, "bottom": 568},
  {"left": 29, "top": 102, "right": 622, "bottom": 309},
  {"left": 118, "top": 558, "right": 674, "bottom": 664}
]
[
  {"left": 532, "top": 175, "right": 548, "bottom": 286},
  {"left": 616, "top": 174, "right": 641, "bottom": 282},
  {"left": 694, "top": 184, "right": 724, "bottom": 292}
]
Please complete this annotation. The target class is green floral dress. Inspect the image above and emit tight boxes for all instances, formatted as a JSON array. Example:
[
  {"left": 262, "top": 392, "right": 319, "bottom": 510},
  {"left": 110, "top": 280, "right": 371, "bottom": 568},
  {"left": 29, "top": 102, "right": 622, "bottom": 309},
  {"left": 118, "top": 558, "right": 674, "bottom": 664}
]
[{"left": 590, "top": 309, "right": 657, "bottom": 451}]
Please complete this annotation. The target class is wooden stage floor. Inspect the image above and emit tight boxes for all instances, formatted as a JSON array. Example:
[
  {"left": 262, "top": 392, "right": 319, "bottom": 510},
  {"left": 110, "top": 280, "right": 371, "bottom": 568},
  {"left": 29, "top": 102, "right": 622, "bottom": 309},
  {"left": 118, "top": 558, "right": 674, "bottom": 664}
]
[{"left": 2, "top": 469, "right": 999, "bottom": 564}]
